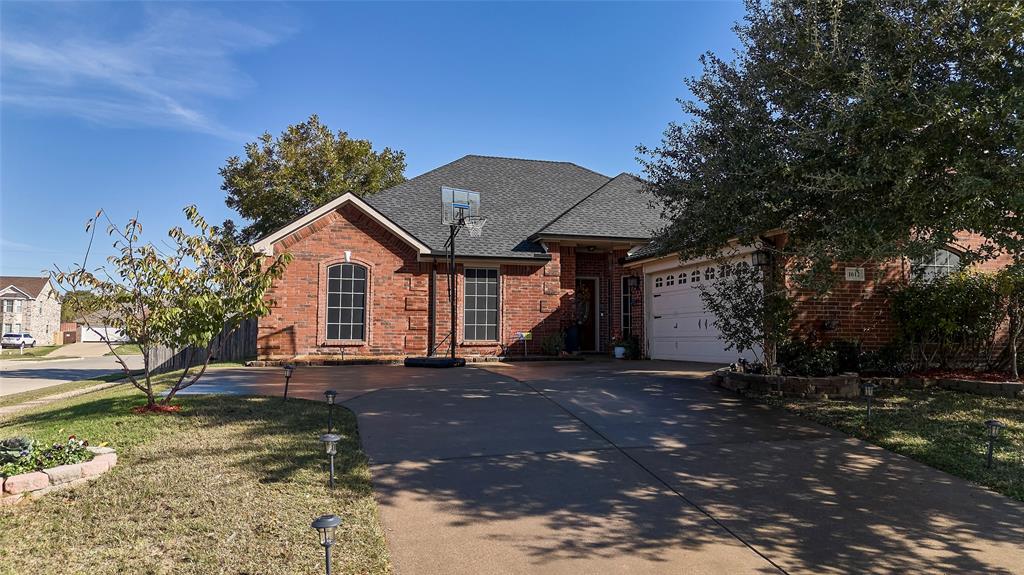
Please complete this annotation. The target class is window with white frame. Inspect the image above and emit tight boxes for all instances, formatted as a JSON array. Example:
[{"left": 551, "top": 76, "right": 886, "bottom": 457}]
[
  {"left": 912, "top": 248, "right": 961, "bottom": 281},
  {"left": 2, "top": 324, "right": 11, "bottom": 334},
  {"left": 465, "top": 268, "right": 498, "bottom": 341},
  {"left": 620, "top": 277, "right": 632, "bottom": 338},
  {"left": 326, "top": 263, "right": 367, "bottom": 340},
  {"left": 2, "top": 299, "right": 22, "bottom": 313}
]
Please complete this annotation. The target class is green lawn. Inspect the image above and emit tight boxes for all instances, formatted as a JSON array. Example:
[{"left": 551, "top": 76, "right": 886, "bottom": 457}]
[
  {"left": 104, "top": 343, "right": 143, "bottom": 356},
  {"left": 765, "top": 388, "right": 1023, "bottom": 502},
  {"left": 0, "top": 382, "right": 391, "bottom": 575},
  {"left": 0, "top": 345, "right": 69, "bottom": 360}
]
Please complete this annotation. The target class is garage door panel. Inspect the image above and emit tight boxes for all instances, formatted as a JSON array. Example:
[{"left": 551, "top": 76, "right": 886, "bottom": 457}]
[{"left": 648, "top": 256, "right": 759, "bottom": 364}]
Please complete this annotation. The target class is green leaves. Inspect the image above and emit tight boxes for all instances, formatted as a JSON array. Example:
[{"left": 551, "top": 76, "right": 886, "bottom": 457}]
[
  {"left": 642, "top": 0, "right": 1024, "bottom": 287},
  {"left": 221, "top": 114, "right": 407, "bottom": 242}
]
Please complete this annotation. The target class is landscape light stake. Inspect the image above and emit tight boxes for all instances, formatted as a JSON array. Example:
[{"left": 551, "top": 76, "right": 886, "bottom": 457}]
[
  {"left": 283, "top": 364, "right": 295, "bottom": 401},
  {"left": 985, "top": 419, "right": 1005, "bottom": 468},
  {"left": 862, "top": 383, "right": 876, "bottom": 425},
  {"left": 324, "top": 389, "right": 338, "bottom": 433},
  {"left": 311, "top": 514, "right": 342, "bottom": 575},
  {"left": 320, "top": 433, "right": 341, "bottom": 488}
]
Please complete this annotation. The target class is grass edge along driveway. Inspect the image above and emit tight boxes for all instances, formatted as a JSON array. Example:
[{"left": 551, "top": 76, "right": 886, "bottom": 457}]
[
  {"left": 763, "top": 387, "right": 1023, "bottom": 502},
  {"left": 0, "top": 381, "right": 391, "bottom": 575}
]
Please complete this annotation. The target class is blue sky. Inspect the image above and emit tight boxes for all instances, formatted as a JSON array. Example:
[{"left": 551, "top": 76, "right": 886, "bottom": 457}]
[{"left": 0, "top": 1, "right": 744, "bottom": 276}]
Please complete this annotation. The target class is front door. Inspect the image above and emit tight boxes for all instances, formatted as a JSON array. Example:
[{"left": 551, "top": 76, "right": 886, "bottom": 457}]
[{"left": 575, "top": 278, "right": 598, "bottom": 351}]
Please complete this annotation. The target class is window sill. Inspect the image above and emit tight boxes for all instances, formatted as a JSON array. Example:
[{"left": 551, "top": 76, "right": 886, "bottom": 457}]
[
  {"left": 321, "top": 340, "right": 367, "bottom": 347},
  {"left": 460, "top": 341, "right": 501, "bottom": 347}
]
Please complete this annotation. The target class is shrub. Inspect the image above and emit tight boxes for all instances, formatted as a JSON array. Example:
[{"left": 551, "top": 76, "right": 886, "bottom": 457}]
[
  {"left": 777, "top": 339, "right": 839, "bottom": 376},
  {"left": 891, "top": 272, "right": 1006, "bottom": 370},
  {"left": 0, "top": 436, "right": 93, "bottom": 478},
  {"left": 540, "top": 332, "right": 564, "bottom": 356}
]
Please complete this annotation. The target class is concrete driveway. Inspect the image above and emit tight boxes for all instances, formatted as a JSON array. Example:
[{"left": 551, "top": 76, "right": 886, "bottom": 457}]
[{"left": 187, "top": 361, "right": 1024, "bottom": 574}]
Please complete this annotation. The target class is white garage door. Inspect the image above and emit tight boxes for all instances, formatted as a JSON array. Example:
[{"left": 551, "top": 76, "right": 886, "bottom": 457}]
[
  {"left": 80, "top": 325, "right": 129, "bottom": 343},
  {"left": 647, "top": 257, "right": 759, "bottom": 364}
]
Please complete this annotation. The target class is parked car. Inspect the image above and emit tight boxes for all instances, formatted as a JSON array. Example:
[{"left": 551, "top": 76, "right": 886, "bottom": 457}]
[{"left": 1, "top": 333, "right": 36, "bottom": 348}]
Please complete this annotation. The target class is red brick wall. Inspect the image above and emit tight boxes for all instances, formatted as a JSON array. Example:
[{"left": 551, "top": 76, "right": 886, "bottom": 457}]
[
  {"left": 787, "top": 231, "right": 1014, "bottom": 350},
  {"left": 258, "top": 207, "right": 602, "bottom": 359}
]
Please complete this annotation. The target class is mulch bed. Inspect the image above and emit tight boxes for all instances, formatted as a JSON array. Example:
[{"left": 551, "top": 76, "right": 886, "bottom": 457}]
[{"left": 908, "top": 368, "right": 1018, "bottom": 382}]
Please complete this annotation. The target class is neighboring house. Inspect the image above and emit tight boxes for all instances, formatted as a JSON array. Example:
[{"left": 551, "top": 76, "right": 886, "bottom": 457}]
[
  {"left": 76, "top": 311, "right": 130, "bottom": 343},
  {"left": 254, "top": 155, "right": 664, "bottom": 360},
  {"left": 0, "top": 276, "right": 62, "bottom": 345}
]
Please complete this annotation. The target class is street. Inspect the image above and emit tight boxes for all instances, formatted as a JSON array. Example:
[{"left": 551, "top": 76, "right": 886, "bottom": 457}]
[{"left": 0, "top": 354, "right": 145, "bottom": 396}]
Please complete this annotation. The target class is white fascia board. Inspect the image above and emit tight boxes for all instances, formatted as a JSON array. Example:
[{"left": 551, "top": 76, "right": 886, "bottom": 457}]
[
  {"left": 0, "top": 285, "right": 33, "bottom": 299},
  {"left": 250, "top": 193, "right": 432, "bottom": 256},
  {"left": 637, "top": 243, "right": 761, "bottom": 274}
]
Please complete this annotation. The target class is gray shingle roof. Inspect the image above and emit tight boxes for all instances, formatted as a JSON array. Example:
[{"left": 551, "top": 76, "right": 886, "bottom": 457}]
[
  {"left": 366, "top": 155, "right": 612, "bottom": 259},
  {"left": 536, "top": 173, "right": 667, "bottom": 239}
]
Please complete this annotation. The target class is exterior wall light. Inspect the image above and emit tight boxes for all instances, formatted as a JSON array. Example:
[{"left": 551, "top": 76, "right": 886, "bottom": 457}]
[
  {"left": 324, "top": 389, "right": 338, "bottom": 433},
  {"left": 985, "top": 419, "right": 1005, "bottom": 468},
  {"left": 320, "top": 433, "right": 342, "bottom": 488},
  {"left": 751, "top": 250, "right": 772, "bottom": 268},
  {"left": 311, "top": 514, "right": 342, "bottom": 575},
  {"left": 283, "top": 364, "right": 295, "bottom": 401}
]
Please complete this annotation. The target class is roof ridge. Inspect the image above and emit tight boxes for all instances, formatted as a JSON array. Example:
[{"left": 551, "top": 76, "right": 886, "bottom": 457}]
[
  {"left": 462, "top": 154, "right": 609, "bottom": 179},
  {"left": 532, "top": 175, "right": 617, "bottom": 236}
]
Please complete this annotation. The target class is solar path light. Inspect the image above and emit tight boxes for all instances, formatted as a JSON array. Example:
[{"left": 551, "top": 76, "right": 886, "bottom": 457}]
[
  {"left": 324, "top": 389, "right": 338, "bottom": 433},
  {"left": 320, "top": 433, "right": 341, "bottom": 488},
  {"left": 311, "top": 514, "right": 342, "bottom": 575},
  {"left": 282, "top": 364, "right": 295, "bottom": 401},
  {"left": 985, "top": 419, "right": 1005, "bottom": 468},
  {"left": 862, "top": 383, "right": 876, "bottom": 424}
]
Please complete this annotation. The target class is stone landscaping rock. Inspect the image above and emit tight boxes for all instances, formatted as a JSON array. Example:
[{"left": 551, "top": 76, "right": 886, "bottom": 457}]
[
  {"left": 44, "top": 463, "right": 84, "bottom": 485},
  {"left": 4, "top": 472, "right": 49, "bottom": 494},
  {"left": 87, "top": 446, "right": 116, "bottom": 455},
  {"left": 81, "top": 458, "right": 110, "bottom": 476},
  {"left": 93, "top": 453, "right": 118, "bottom": 469}
]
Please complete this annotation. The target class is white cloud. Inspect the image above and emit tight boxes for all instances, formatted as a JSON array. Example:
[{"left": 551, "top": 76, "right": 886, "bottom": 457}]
[{"left": 1, "top": 5, "right": 289, "bottom": 140}]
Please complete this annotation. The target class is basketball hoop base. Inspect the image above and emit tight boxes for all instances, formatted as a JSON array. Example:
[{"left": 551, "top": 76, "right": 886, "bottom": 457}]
[{"left": 404, "top": 356, "right": 467, "bottom": 368}]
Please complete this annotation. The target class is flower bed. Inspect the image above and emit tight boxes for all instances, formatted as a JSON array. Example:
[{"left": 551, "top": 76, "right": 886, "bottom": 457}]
[
  {"left": 1, "top": 436, "right": 117, "bottom": 505},
  {"left": 713, "top": 370, "right": 1023, "bottom": 399}
]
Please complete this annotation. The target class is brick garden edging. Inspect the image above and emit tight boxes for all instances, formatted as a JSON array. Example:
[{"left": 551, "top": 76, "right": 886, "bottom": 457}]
[
  {"left": 713, "top": 370, "right": 1023, "bottom": 399},
  {"left": 1, "top": 446, "right": 117, "bottom": 506}
]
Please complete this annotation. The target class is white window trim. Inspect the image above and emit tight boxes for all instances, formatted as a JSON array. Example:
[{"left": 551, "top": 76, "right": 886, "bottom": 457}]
[{"left": 463, "top": 267, "right": 500, "bottom": 342}]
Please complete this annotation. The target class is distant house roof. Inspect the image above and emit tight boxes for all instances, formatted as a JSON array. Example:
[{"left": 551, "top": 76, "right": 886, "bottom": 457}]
[
  {"left": 0, "top": 276, "right": 51, "bottom": 299},
  {"left": 534, "top": 173, "right": 667, "bottom": 240}
]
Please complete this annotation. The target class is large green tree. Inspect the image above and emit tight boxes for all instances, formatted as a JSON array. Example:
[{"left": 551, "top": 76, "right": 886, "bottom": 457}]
[
  {"left": 641, "top": 0, "right": 1023, "bottom": 286},
  {"left": 222, "top": 114, "right": 407, "bottom": 242}
]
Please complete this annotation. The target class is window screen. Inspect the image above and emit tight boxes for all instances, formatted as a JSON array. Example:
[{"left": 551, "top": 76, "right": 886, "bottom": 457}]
[{"left": 464, "top": 268, "right": 498, "bottom": 341}]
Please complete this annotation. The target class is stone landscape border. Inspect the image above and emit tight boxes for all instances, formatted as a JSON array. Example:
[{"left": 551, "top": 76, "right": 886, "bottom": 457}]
[
  {"left": 712, "top": 370, "right": 1023, "bottom": 399},
  {"left": 1, "top": 446, "right": 117, "bottom": 506}
]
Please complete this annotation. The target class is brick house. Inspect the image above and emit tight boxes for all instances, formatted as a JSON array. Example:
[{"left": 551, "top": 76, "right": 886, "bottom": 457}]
[
  {"left": 0, "top": 276, "right": 62, "bottom": 345},
  {"left": 253, "top": 155, "right": 663, "bottom": 360},
  {"left": 254, "top": 154, "right": 1012, "bottom": 363}
]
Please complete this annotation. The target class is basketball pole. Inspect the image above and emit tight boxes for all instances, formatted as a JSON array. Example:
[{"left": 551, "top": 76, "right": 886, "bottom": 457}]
[{"left": 449, "top": 219, "right": 458, "bottom": 360}]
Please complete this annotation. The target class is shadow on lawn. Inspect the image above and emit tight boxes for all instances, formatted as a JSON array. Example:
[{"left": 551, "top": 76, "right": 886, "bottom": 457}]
[{"left": 3, "top": 393, "right": 373, "bottom": 495}]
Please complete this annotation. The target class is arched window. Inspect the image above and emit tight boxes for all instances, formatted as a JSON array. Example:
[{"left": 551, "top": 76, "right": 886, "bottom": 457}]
[
  {"left": 326, "top": 263, "right": 367, "bottom": 340},
  {"left": 912, "top": 248, "right": 961, "bottom": 281}
]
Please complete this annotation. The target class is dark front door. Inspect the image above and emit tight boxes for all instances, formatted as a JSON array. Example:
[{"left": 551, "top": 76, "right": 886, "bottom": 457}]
[{"left": 575, "top": 278, "right": 597, "bottom": 351}]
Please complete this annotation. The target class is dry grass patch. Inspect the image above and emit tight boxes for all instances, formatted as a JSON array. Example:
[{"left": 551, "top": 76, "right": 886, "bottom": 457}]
[{"left": 0, "top": 386, "right": 391, "bottom": 575}]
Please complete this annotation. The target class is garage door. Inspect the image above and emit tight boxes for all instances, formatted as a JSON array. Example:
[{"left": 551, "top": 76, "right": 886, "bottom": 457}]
[{"left": 647, "top": 258, "right": 759, "bottom": 363}]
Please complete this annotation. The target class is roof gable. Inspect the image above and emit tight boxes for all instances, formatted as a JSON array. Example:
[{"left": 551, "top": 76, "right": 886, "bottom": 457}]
[{"left": 0, "top": 276, "right": 50, "bottom": 299}]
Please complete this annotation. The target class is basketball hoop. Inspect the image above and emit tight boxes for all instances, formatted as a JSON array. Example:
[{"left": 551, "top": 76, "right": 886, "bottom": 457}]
[{"left": 463, "top": 215, "right": 486, "bottom": 237}]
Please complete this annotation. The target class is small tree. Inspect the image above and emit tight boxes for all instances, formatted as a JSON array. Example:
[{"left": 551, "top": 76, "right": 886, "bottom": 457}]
[
  {"left": 53, "top": 206, "right": 290, "bottom": 408},
  {"left": 698, "top": 258, "right": 792, "bottom": 370}
]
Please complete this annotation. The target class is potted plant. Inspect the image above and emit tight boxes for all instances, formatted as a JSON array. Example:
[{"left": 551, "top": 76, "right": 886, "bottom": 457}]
[{"left": 611, "top": 332, "right": 628, "bottom": 359}]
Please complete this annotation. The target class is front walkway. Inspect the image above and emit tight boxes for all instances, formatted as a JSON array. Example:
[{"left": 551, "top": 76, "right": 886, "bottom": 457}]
[{"left": 187, "top": 361, "right": 1024, "bottom": 574}]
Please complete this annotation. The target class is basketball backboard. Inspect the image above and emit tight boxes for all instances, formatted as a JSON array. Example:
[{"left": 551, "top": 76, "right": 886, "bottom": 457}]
[{"left": 441, "top": 186, "right": 481, "bottom": 225}]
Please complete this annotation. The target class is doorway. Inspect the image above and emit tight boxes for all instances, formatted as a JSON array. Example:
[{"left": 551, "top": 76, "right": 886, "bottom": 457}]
[{"left": 575, "top": 277, "right": 599, "bottom": 351}]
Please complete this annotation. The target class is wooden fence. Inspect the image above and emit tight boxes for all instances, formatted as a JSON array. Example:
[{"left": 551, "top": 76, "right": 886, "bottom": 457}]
[{"left": 146, "top": 318, "right": 258, "bottom": 374}]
